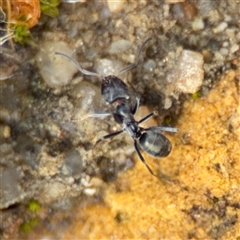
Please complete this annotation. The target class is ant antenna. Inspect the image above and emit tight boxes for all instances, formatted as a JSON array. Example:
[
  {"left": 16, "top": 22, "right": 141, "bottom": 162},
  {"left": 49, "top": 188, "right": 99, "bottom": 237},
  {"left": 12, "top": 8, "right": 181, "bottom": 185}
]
[
  {"left": 55, "top": 38, "right": 152, "bottom": 78},
  {"left": 55, "top": 52, "right": 101, "bottom": 78},
  {"left": 118, "top": 38, "right": 152, "bottom": 75}
]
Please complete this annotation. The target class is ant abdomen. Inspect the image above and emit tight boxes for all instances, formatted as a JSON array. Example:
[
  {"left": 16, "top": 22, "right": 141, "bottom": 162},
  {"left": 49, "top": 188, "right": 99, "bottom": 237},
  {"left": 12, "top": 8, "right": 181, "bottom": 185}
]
[{"left": 139, "top": 131, "right": 172, "bottom": 158}]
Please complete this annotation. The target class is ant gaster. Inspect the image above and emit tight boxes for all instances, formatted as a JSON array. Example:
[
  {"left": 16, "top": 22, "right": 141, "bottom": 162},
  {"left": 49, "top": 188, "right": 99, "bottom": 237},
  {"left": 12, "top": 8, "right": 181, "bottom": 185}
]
[{"left": 56, "top": 38, "right": 177, "bottom": 177}]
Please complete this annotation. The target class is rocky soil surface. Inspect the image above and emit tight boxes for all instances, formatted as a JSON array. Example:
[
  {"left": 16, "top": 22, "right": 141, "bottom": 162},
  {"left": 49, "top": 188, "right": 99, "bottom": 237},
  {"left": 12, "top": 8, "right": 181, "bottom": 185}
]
[{"left": 1, "top": 0, "right": 239, "bottom": 239}]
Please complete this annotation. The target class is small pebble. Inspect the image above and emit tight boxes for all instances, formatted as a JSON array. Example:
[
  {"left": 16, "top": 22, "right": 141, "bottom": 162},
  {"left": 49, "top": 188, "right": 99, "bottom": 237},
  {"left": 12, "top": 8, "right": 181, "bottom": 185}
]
[
  {"left": 236, "top": 32, "right": 240, "bottom": 41},
  {"left": 35, "top": 41, "right": 78, "bottom": 88},
  {"left": 164, "top": 97, "right": 173, "bottom": 109},
  {"left": 0, "top": 168, "right": 23, "bottom": 209},
  {"left": 202, "top": 50, "right": 213, "bottom": 63},
  {"left": 107, "top": 0, "right": 125, "bottom": 14},
  {"left": 108, "top": 39, "right": 133, "bottom": 54},
  {"left": 222, "top": 41, "right": 229, "bottom": 47},
  {"left": 224, "top": 14, "right": 232, "bottom": 22},
  {"left": 84, "top": 188, "right": 97, "bottom": 196},
  {"left": 95, "top": 58, "right": 123, "bottom": 76},
  {"left": 0, "top": 107, "right": 11, "bottom": 122},
  {"left": 66, "top": 177, "right": 74, "bottom": 185},
  {"left": 0, "top": 124, "right": 11, "bottom": 138},
  {"left": 144, "top": 59, "right": 156, "bottom": 72},
  {"left": 208, "top": 9, "right": 220, "bottom": 23},
  {"left": 166, "top": 50, "right": 204, "bottom": 93},
  {"left": 196, "top": 1, "right": 216, "bottom": 17},
  {"left": 213, "top": 22, "right": 228, "bottom": 34},
  {"left": 182, "top": 2, "right": 198, "bottom": 21},
  {"left": 165, "top": 0, "right": 184, "bottom": 3},
  {"left": 172, "top": 2, "right": 198, "bottom": 22},
  {"left": 42, "top": 182, "right": 66, "bottom": 203},
  {"left": 0, "top": 143, "right": 12, "bottom": 154},
  {"left": 191, "top": 17, "right": 205, "bottom": 31},
  {"left": 230, "top": 44, "right": 239, "bottom": 54},
  {"left": 220, "top": 48, "right": 229, "bottom": 56},
  {"left": 64, "top": 149, "right": 83, "bottom": 177},
  {"left": 225, "top": 29, "right": 236, "bottom": 39}
]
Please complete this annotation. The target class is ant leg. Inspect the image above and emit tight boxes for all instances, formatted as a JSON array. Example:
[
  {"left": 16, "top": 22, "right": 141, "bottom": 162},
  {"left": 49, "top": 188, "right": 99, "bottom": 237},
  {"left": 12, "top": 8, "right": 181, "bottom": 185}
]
[
  {"left": 95, "top": 129, "right": 124, "bottom": 145},
  {"left": 134, "top": 140, "right": 177, "bottom": 183},
  {"left": 89, "top": 113, "right": 112, "bottom": 118},
  {"left": 132, "top": 96, "right": 140, "bottom": 115},
  {"left": 134, "top": 140, "right": 158, "bottom": 177},
  {"left": 146, "top": 126, "right": 178, "bottom": 133},
  {"left": 72, "top": 113, "right": 112, "bottom": 122},
  {"left": 118, "top": 38, "right": 152, "bottom": 75},
  {"left": 137, "top": 111, "right": 157, "bottom": 124}
]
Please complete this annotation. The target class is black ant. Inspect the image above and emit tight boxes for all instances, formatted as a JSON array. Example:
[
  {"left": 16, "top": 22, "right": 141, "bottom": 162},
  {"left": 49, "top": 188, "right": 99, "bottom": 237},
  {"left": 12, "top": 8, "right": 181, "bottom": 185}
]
[{"left": 56, "top": 38, "right": 177, "bottom": 177}]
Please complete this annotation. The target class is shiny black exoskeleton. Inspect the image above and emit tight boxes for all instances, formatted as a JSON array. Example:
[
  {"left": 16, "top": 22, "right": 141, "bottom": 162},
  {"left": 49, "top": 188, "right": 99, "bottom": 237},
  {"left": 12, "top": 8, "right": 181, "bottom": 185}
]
[
  {"left": 102, "top": 75, "right": 130, "bottom": 104},
  {"left": 96, "top": 96, "right": 176, "bottom": 177},
  {"left": 56, "top": 38, "right": 177, "bottom": 177}
]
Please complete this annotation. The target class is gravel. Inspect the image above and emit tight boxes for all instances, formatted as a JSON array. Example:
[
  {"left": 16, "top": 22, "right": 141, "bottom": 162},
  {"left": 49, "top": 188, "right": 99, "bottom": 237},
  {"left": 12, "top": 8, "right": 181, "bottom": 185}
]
[{"left": 1, "top": 0, "right": 239, "bottom": 225}]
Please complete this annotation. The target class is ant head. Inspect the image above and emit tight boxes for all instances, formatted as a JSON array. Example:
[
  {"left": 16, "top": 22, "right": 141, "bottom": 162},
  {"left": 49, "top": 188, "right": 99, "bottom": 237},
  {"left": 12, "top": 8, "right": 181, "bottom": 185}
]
[{"left": 101, "top": 75, "right": 130, "bottom": 104}]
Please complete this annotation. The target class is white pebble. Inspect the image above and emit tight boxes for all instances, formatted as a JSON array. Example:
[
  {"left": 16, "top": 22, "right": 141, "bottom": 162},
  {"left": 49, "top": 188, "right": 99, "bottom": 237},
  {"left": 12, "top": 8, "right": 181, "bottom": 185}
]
[
  {"left": 95, "top": 58, "right": 123, "bottom": 76},
  {"left": 163, "top": 4, "right": 170, "bottom": 18},
  {"left": 213, "top": 22, "right": 228, "bottom": 34},
  {"left": 164, "top": 0, "right": 185, "bottom": 3},
  {"left": 191, "top": 17, "right": 205, "bottom": 31},
  {"left": 35, "top": 41, "right": 78, "bottom": 88},
  {"left": 107, "top": 0, "right": 125, "bottom": 13},
  {"left": 166, "top": 50, "right": 204, "bottom": 93},
  {"left": 108, "top": 39, "right": 133, "bottom": 54},
  {"left": 222, "top": 41, "right": 229, "bottom": 47},
  {"left": 84, "top": 188, "right": 97, "bottom": 196},
  {"left": 164, "top": 97, "right": 172, "bottom": 109},
  {"left": 224, "top": 14, "right": 232, "bottom": 22},
  {"left": 230, "top": 44, "right": 239, "bottom": 53},
  {"left": 220, "top": 48, "right": 229, "bottom": 56},
  {"left": 66, "top": 177, "right": 74, "bottom": 184},
  {"left": 144, "top": 59, "right": 156, "bottom": 72}
]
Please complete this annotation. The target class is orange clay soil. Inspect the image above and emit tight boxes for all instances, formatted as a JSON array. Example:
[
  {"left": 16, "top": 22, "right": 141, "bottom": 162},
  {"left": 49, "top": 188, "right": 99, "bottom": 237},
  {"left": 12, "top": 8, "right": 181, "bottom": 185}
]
[{"left": 27, "top": 69, "right": 240, "bottom": 240}]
